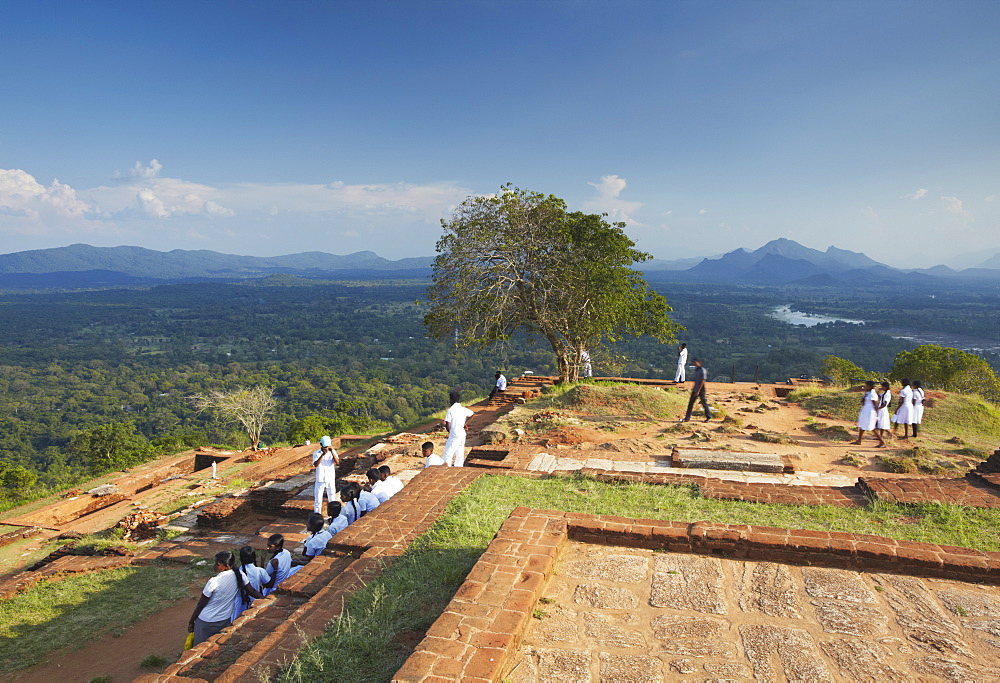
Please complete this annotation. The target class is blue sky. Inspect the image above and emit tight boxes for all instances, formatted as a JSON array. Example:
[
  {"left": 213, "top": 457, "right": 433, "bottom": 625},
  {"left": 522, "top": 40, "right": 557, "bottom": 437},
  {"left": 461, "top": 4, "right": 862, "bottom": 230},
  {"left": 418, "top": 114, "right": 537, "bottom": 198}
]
[{"left": 2, "top": 1, "right": 998, "bottom": 268}]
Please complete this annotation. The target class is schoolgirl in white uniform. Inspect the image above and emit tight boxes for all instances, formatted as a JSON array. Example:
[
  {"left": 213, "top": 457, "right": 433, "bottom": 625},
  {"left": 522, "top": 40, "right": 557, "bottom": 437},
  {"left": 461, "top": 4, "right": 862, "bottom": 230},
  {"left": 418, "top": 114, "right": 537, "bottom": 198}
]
[
  {"left": 232, "top": 545, "right": 269, "bottom": 621},
  {"left": 911, "top": 380, "right": 925, "bottom": 437},
  {"left": 891, "top": 379, "right": 914, "bottom": 439},
  {"left": 853, "top": 380, "right": 884, "bottom": 447}
]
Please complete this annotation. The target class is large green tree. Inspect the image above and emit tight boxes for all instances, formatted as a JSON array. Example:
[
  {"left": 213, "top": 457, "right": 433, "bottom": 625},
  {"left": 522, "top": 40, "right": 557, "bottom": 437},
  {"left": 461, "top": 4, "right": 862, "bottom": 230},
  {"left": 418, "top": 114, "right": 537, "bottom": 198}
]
[
  {"left": 891, "top": 344, "right": 1000, "bottom": 400},
  {"left": 424, "top": 186, "right": 680, "bottom": 381}
]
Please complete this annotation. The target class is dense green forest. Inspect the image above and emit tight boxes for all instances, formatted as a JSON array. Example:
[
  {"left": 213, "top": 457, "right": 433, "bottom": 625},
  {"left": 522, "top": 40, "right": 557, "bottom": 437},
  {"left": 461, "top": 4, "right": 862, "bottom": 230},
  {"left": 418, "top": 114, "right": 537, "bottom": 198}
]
[{"left": 0, "top": 274, "right": 997, "bottom": 508}]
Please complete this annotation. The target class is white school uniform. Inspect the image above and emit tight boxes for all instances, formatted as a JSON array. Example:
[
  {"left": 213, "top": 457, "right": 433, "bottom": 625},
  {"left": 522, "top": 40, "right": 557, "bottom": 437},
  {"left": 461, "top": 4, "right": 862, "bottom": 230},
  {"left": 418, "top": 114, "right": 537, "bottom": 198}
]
[
  {"left": 892, "top": 385, "right": 914, "bottom": 425},
  {"left": 369, "top": 480, "right": 392, "bottom": 504},
  {"left": 912, "top": 387, "right": 925, "bottom": 424},
  {"left": 200, "top": 570, "right": 240, "bottom": 624},
  {"left": 312, "top": 447, "right": 338, "bottom": 514},
  {"left": 383, "top": 476, "right": 403, "bottom": 496},
  {"left": 342, "top": 498, "right": 363, "bottom": 525},
  {"left": 232, "top": 564, "right": 269, "bottom": 621},
  {"left": 327, "top": 512, "right": 349, "bottom": 536},
  {"left": 675, "top": 347, "right": 688, "bottom": 382},
  {"left": 875, "top": 390, "right": 892, "bottom": 430},
  {"left": 442, "top": 402, "right": 474, "bottom": 467},
  {"left": 857, "top": 389, "right": 878, "bottom": 431},
  {"left": 357, "top": 490, "right": 380, "bottom": 514},
  {"left": 303, "top": 529, "right": 333, "bottom": 558},
  {"left": 425, "top": 453, "right": 446, "bottom": 467},
  {"left": 265, "top": 548, "right": 294, "bottom": 594}
]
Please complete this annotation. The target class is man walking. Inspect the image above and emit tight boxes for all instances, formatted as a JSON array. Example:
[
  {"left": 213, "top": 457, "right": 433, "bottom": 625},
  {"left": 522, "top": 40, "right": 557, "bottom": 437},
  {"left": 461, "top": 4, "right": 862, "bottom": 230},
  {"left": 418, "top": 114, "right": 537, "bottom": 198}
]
[{"left": 683, "top": 358, "right": 713, "bottom": 422}]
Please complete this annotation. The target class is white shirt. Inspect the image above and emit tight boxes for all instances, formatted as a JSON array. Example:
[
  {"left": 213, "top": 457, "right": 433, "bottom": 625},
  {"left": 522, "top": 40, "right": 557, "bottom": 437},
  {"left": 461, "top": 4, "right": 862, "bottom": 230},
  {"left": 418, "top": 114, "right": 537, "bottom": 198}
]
[
  {"left": 358, "top": 490, "right": 380, "bottom": 513},
  {"left": 266, "top": 549, "right": 293, "bottom": 587},
  {"left": 496, "top": 374, "right": 507, "bottom": 391},
  {"left": 369, "top": 480, "right": 392, "bottom": 503},
  {"left": 425, "top": 453, "right": 446, "bottom": 467},
  {"left": 678, "top": 347, "right": 688, "bottom": 365},
  {"left": 384, "top": 475, "right": 403, "bottom": 496},
  {"left": 303, "top": 529, "right": 333, "bottom": 557},
  {"left": 328, "top": 512, "right": 349, "bottom": 535},
  {"left": 312, "top": 447, "right": 338, "bottom": 483},
  {"left": 445, "top": 402, "right": 474, "bottom": 436},
  {"left": 200, "top": 570, "right": 240, "bottom": 623}
]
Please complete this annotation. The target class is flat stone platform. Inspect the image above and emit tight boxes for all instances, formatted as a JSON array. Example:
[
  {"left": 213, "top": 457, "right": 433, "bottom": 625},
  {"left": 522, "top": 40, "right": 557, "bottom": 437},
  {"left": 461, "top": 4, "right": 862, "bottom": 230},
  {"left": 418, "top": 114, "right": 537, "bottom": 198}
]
[
  {"left": 673, "top": 447, "right": 785, "bottom": 473},
  {"left": 509, "top": 541, "right": 1000, "bottom": 681}
]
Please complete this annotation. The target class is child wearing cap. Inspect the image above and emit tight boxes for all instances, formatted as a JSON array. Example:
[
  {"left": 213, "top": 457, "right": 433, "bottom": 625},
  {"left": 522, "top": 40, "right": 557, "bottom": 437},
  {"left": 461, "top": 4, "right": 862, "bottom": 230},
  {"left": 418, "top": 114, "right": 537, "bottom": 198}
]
[{"left": 312, "top": 435, "right": 339, "bottom": 514}]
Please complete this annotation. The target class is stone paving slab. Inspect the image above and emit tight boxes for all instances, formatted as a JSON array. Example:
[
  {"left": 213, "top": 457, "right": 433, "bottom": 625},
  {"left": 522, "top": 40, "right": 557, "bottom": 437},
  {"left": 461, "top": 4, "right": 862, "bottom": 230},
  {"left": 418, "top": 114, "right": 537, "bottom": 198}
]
[
  {"left": 508, "top": 540, "right": 1000, "bottom": 682},
  {"left": 673, "top": 447, "right": 785, "bottom": 473}
]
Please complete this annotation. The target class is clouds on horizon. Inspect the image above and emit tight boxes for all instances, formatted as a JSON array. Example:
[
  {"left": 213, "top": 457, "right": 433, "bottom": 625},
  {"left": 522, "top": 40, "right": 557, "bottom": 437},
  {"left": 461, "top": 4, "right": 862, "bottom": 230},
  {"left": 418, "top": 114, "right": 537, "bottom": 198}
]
[
  {"left": 1, "top": 162, "right": 998, "bottom": 266},
  {"left": 0, "top": 162, "right": 475, "bottom": 256}
]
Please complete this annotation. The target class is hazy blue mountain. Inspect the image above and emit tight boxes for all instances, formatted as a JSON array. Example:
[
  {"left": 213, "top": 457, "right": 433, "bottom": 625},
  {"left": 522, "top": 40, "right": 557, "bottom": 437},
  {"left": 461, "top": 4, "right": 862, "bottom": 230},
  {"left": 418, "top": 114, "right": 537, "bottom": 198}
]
[
  {"left": 976, "top": 253, "right": 1000, "bottom": 269},
  {"left": 0, "top": 244, "right": 433, "bottom": 281}
]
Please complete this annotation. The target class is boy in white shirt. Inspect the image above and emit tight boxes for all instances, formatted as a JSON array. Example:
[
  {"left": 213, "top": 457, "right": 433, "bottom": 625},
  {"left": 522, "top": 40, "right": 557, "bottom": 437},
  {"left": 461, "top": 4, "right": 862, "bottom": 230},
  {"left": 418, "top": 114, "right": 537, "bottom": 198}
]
[
  {"left": 423, "top": 441, "right": 445, "bottom": 468},
  {"left": 378, "top": 465, "right": 403, "bottom": 496},
  {"left": 366, "top": 468, "right": 392, "bottom": 503}
]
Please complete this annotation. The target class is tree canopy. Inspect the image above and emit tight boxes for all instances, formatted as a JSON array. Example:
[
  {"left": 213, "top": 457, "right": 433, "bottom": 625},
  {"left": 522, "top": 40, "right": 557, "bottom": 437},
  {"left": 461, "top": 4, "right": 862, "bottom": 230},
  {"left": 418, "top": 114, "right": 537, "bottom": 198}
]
[
  {"left": 424, "top": 185, "right": 680, "bottom": 381},
  {"left": 891, "top": 344, "right": 1000, "bottom": 400}
]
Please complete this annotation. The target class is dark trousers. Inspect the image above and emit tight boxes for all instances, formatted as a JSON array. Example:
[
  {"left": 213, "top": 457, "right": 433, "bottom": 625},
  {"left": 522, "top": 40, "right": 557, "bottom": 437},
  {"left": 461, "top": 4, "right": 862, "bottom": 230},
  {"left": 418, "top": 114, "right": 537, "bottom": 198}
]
[{"left": 685, "top": 386, "right": 711, "bottom": 420}]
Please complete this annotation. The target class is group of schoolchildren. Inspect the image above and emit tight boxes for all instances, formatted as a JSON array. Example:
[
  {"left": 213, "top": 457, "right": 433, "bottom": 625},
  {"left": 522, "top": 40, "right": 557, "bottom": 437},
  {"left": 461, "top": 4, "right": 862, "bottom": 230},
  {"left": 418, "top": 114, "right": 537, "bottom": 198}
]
[
  {"left": 188, "top": 434, "right": 405, "bottom": 647},
  {"left": 855, "top": 378, "right": 926, "bottom": 447}
]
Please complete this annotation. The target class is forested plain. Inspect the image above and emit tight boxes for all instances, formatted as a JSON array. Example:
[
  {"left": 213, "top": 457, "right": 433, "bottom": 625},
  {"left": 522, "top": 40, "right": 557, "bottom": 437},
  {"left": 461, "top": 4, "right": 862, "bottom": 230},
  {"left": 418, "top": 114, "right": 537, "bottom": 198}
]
[{"left": 0, "top": 273, "right": 998, "bottom": 509}]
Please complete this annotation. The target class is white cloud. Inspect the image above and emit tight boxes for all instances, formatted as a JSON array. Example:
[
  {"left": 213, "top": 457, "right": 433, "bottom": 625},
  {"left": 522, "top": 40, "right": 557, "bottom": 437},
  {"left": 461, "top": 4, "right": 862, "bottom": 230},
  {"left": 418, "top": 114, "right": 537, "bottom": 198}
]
[
  {"left": 863, "top": 206, "right": 879, "bottom": 220},
  {"left": 582, "top": 174, "right": 643, "bottom": 224},
  {"left": 698, "top": 208, "right": 707, "bottom": 214},
  {"left": 0, "top": 168, "right": 115, "bottom": 238},
  {"left": 0, "top": 163, "right": 474, "bottom": 256},
  {"left": 986, "top": 194, "right": 996, "bottom": 203},
  {"left": 131, "top": 159, "right": 163, "bottom": 179},
  {"left": 941, "top": 195, "right": 971, "bottom": 218},
  {"left": 903, "top": 188, "right": 928, "bottom": 200}
]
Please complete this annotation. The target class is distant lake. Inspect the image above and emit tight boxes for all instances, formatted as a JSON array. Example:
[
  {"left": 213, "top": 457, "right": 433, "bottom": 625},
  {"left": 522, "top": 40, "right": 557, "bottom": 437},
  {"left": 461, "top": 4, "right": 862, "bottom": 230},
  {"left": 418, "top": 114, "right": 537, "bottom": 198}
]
[{"left": 770, "top": 305, "right": 867, "bottom": 327}]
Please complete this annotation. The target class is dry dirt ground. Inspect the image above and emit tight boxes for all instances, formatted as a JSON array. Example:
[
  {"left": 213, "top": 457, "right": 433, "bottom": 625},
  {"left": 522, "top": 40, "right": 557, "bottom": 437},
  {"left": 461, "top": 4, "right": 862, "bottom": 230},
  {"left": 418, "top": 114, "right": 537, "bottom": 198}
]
[{"left": 498, "top": 381, "right": 949, "bottom": 478}]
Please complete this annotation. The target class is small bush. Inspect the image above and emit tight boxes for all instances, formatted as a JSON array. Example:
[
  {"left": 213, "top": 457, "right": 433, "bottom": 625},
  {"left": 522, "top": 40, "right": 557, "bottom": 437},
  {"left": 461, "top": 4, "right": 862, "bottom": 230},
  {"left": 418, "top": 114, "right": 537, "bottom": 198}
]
[
  {"left": 842, "top": 453, "right": 865, "bottom": 467},
  {"left": 140, "top": 654, "right": 169, "bottom": 668},
  {"left": 750, "top": 431, "right": 798, "bottom": 445},
  {"left": 785, "top": 386, "right": 830, "bottom": 402},
  {"left": 805, "top": 422, "right": 854, "bottom": 442},
  {"left": 877, "top": 455, "right": 918, "bottom": 474},
  {"left": 953, "top": 447, "right": 986, "bottom": 459}
]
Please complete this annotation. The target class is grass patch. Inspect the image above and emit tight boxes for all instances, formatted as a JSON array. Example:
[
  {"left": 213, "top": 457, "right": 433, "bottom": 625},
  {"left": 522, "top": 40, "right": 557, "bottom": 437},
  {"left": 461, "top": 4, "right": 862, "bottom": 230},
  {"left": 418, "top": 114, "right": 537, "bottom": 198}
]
[
  {"left": 798, "top": 389, "right": 862, "bottom": 421},
  {"left": 924, "top": 393, "right": 1000, "bottom": 444},
  {"left": 0, "top": 563, "right": 207, "bottom": 673},
  {"left": 785, "top": 386, "right": 832, "bottom": 402},
  {"left": 804, "top": 421, "right": 854, "bottom": 442},
  {"left": 279, "top": 473, "right": 1000, "bottom": 682},
  {"left": 545, "top": 383, "right": 686, "bottom": 420},
  {"left": 140, "top": 653, "right": 170, "bottom": 668},
  {"left": 154, "top": 493, "right": 212, "bottom": 516},
  {"left": 750, "top": 431, "right": 799, "bottom": 445}
]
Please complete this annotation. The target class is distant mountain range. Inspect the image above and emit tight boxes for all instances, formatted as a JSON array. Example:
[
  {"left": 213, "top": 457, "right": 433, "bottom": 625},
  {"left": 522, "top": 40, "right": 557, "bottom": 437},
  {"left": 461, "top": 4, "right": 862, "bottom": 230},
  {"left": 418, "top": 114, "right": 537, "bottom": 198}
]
[
  {"left": 0, "top": 240, "right": 997, "bottom": 289},
  {"left": 641, "top": 238, "right": 1000, "bottom": 286},
  {"left": 0, "top": 244, "right": 433, "bottom": 288}
]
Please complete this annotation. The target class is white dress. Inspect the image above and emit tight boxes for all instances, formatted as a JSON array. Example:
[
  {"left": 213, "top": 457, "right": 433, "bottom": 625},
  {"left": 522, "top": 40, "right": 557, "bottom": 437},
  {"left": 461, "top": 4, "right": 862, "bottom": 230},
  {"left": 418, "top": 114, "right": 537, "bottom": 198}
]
[
  {"left": 442, "top": 402, "right": 474, "bottom": 467},
  {"left": 892, "top": 385, "right": 914, "bottom": 425},
  {"left": 674, "top": 348, "right": 688, "bottom": 382},
  {"left": 875, "top": 390, "right": 892, "bottom": 430},
  {"left": 912, "top": 388, "right": 925, "bottom": 424},
  {"left": 857, "top": 389, "right": 878, "bottom": 431},
  {"left": 232, "top": 564, "right": 269, "bottom": 621}
]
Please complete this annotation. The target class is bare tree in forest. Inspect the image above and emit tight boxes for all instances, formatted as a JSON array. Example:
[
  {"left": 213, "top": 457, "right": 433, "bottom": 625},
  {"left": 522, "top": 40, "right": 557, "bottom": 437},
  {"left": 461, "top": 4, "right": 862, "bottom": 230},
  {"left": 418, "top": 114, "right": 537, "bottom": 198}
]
[{"left": 191, "top": 386, "right": 276, "bottom": 449}]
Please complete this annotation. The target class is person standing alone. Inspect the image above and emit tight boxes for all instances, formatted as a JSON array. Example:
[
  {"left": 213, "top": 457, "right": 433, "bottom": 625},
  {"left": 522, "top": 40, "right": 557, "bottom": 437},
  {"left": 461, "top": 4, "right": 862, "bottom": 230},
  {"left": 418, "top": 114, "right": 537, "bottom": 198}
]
[
  {"left": 683, "top": 358, "right": 712, "bottom": 422},
  {"left": 674, "top": 343, "right": 688, "bottom": 383},
  {"left": 311, "top": 435, "right": 339, "bottom": 514},
  {"left": 442, "top": 389, "right": 474, "bottom": 467}
]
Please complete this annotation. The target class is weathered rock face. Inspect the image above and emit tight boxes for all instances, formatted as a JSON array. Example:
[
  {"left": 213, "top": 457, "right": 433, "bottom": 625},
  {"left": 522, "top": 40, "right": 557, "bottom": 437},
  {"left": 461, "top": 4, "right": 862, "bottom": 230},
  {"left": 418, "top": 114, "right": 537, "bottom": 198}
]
[{"left": 479, "top": 426, "right": 510, "bottom": 444}]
